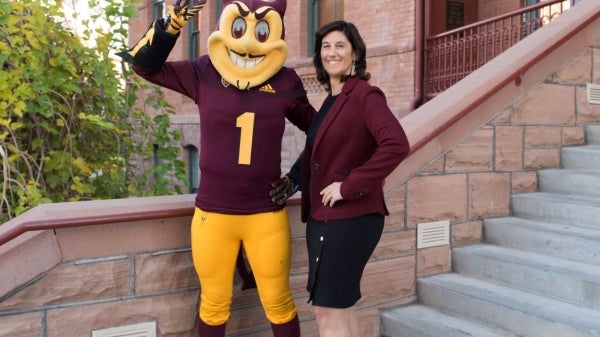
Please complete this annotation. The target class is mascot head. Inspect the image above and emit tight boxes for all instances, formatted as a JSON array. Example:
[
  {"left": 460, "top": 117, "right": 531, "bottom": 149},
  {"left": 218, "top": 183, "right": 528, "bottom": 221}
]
[{"left": 208, "top": 0, "right": 288, "bottom": 90}]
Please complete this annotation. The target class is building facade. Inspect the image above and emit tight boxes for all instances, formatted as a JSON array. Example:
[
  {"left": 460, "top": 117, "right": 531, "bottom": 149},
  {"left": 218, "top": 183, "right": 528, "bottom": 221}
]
[{"left": 127, "top": 0, "right": 566, "bottom": 194}]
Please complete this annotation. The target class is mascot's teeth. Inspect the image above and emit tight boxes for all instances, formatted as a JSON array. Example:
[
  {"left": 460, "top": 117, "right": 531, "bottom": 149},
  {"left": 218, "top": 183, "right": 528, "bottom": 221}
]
[{"left": 229, "top": 51, "right": 265, "bottom": 69}]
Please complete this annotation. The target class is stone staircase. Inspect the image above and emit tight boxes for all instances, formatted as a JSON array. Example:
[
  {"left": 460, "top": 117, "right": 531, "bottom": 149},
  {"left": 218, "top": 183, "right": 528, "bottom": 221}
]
[{"left": 380, "top": 125, "right": 600, "bottom": 337}]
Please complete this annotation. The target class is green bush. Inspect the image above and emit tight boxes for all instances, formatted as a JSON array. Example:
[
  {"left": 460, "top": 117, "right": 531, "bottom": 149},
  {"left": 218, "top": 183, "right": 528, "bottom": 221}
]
[{"left": 0, "top": 0, "right": 187, "bottom": 222}]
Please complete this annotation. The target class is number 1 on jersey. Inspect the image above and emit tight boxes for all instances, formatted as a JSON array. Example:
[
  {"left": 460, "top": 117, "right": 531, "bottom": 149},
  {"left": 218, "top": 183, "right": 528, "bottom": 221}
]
[{"left": 236, "top": 112, "right": 255, "bottom": 165}]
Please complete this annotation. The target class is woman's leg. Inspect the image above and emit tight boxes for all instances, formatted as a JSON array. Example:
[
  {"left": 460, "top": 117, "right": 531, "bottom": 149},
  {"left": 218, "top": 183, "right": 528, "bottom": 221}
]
[
  {"left": 307, "top": 214, "right": 384, "bottom": 337},
  {"left": 312, "top": 306, "right": 358, "bottom": 337}
]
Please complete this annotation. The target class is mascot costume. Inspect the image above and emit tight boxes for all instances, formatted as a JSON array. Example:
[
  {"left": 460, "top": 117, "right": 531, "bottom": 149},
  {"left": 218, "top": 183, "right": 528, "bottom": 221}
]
[{"left": 118, "top": 0, "right": 313, "bottom": 336}]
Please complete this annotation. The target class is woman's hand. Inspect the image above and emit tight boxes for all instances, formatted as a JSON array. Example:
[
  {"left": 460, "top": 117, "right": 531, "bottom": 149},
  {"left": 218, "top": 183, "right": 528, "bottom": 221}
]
[{"left": 320, "top": 182, "right": 343, "bottom": 207}]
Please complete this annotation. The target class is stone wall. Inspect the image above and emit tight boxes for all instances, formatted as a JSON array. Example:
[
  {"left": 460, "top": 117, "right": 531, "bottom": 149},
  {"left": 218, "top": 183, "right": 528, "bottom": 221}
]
[{"left": 389, "top": 39, "right": 600, "bottom": 282}]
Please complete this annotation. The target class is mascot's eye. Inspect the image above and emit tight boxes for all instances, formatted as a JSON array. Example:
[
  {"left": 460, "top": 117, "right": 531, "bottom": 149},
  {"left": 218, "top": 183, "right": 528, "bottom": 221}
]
[
  {"left": 232, "top": 17, "right": 247, "bottom": 39},
  {"left": 254, "top": 21, "right": 270, "bottom": 43}
]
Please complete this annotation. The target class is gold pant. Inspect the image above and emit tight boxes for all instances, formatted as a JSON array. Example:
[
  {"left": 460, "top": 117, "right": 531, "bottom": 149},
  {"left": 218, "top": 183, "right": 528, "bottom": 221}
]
[{"left": 191, "top": 207, "right": 297, "bottom": 325}]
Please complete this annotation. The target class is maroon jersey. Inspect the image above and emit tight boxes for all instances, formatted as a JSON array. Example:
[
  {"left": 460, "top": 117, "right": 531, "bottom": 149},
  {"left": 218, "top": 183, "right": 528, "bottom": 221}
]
[{"left": 135, "top": 55, "right": 314, "bottom": 214}]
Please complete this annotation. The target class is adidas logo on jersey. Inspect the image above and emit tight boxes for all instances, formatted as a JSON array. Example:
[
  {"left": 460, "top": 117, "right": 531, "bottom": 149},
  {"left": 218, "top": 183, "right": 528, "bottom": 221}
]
[{"left": 259, "top": 84, "right": 276, "bottom": 94}]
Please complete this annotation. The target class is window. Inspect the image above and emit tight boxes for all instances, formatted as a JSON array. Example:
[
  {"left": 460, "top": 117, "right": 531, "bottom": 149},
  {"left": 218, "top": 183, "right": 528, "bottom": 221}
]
[
  {"left": 318, "top": 0, "right": 344, "bottom": 27},
  {"left": 152, "top": 144, "right": 161, "bottom": 176},
  {"left": 187, "top": 0, "right": 201, "bottom": 59},
  {"left": 521, "top": 1, "right": 583, "bottom": 9},
  {"left": 522, "top": 0, "right": 539, "bottom": 37},
  {"left": 307, "top": 0, "right": 344, "bottom": 56},
  {"left": 215, "top": 0, "right": 222, "bottom": 19},
  {"left": 521, "top": 0, "right": 578, "bottom": 37},
  {"left": 185, "top": 145, "right": 199, "bottom": 193},
  {"left": 307, "top": 0, "right": 318, "bottom": 55},
  {"left": 153, "top": 0, "right": 166, "bottom": 20}
]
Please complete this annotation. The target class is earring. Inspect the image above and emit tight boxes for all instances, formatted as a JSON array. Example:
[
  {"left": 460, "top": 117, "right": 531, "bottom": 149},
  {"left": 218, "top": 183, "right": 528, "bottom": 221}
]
[{"left": 351, "top": 61, "right": 356, "bottom": 76}]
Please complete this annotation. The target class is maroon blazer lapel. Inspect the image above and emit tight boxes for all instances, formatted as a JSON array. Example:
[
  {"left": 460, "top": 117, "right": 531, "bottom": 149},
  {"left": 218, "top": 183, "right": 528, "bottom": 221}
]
[{"left": 312, "top": 77, "right": 360, "bottom": 154}]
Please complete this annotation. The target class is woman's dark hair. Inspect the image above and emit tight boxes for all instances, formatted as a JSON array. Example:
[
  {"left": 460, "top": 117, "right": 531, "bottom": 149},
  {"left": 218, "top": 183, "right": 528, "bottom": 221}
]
[{"left": 313, "top": 20, "right": 370, "bottom": 92}]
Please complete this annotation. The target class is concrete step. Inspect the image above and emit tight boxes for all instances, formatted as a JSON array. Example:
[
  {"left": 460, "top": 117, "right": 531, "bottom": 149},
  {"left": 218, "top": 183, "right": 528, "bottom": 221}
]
[
  {"left": 380, "top": 304, "right": 518, "bottom": 337},
  {"left": 561, "top": 145, "right": 600, "bottom": 169},
  {"left": 511, "top": 192, "right": 600, "bottom": 229},
  {"left": 585, "top": 125, "right": 600, "bottom": 145},
  {"left": 380, "top": 125, "right": 600, "bottom": 337},
  {"left": 453, "top": 244, "right": 600, "bottom": 309},
  {"left": 538, "top": 168, "right": 600, "bottom": 196},
  {"left": 418, "top": 273, "right": 600, "bottom": 337},
  {"left": 484, "top": 217, "right": 600, "bottom": 264}
]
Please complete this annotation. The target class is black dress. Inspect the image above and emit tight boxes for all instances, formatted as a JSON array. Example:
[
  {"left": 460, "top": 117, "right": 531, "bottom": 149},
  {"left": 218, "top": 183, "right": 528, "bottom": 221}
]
[{"left": 303, "top": 94, "right": 385, "bottom": 308}]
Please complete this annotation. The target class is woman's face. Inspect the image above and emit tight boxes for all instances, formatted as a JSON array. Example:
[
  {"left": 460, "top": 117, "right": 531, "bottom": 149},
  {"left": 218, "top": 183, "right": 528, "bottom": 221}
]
[{"left": 320, "top": 30, "right": 356, "bottom": 81}]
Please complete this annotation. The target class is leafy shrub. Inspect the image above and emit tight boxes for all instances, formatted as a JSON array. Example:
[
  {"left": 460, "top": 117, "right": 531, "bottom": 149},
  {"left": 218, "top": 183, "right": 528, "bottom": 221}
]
[{"left": 0, "top": 0, "right": 187, "bottom": 222}]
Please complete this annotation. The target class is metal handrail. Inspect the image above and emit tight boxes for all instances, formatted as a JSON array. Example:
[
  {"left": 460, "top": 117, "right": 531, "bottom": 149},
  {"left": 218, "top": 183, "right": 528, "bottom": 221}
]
[{"left": 424, "top": 0, "right": 575, "bottom": 100}]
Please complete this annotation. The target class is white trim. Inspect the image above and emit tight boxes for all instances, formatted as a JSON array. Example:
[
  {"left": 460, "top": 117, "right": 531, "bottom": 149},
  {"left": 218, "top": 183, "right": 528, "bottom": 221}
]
[
  {"left": 586, "top": 83, "right": 600, "bottom": 105},
  {"left": 92, "top": 322, "right": 156, "bottom": 337}
]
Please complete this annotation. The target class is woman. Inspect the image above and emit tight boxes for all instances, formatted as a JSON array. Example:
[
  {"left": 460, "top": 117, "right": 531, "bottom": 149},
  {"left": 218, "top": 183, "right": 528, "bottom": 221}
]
[{"left": 271, "top": 20, "right": 410, "bottom": 337}]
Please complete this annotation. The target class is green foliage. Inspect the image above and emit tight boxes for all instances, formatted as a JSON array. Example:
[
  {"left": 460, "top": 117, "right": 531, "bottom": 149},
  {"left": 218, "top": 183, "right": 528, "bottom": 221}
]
[{"left": 0, "top": 0, "right": 188, "bottom": 222}]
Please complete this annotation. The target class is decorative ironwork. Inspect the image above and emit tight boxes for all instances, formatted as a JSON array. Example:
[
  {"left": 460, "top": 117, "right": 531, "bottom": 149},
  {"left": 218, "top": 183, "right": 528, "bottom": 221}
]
[
  {"left": 424, "top": 0, "right": 577, "bottom": 100},
  {"left": 301, "top": 74, "right": 327, "bottom": 95}
]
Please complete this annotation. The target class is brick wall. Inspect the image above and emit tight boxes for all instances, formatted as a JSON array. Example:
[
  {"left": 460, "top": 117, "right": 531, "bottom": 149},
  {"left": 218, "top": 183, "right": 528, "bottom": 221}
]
[
  {"left": 127, "top": 0, "right": 547, "bottom": 177},
  {"left": 479, "top": 0, "right": 521, "bottom": 20},
  {"left": 126, "top": 0, "right": 420, "bottom": 178}
]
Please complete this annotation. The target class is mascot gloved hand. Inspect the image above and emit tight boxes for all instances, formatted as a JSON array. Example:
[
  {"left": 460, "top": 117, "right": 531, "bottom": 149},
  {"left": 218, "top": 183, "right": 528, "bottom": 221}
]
[
  {"left": 165, "top": 0, "right": 205, "bottom": 34},
  {"left": 270, "top": 175, "right": 300, "bottom": 205},
  {"left": 116, "top": 0, "right": 206, "bottom": 73},
  {"left": 270, "top": 151, "right": 303, "bottom": 205}
]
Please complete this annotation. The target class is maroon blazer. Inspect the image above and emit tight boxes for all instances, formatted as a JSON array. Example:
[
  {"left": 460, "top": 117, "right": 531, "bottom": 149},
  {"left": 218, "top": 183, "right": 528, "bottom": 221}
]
[{"left": 299, "top": 77, "right": 410, "bottom": 222}]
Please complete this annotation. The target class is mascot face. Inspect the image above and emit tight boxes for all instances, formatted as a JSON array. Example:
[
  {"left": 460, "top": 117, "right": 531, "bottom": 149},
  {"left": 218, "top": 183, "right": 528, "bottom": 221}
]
[{"left": 208, "top": 0, "right": 288, "bottom": 90}]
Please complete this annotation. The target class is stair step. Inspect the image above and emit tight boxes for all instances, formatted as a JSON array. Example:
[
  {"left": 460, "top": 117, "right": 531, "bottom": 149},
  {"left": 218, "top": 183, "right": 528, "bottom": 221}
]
[
  {"left": 453, "top": 244, "right": 600, "bottom": 309},
  {"left": 538, "top": 168, "right": 600, "bottom": 196},
  {"left": 381, "top": 304, "right": 518, "bottom": 337},
  {"left": 585, "top": 125, "right": 600, "bottom": 145},
  {"left": 484, "top": 217, "right": 600, "bottom": 264},
  {"left": 418, "top": 273, "right": 600, "bottom": 337},
  {"left": 511, "top": 192, "right": 600, "bottom": 229},
  {"left": 381, "top": 126, "right": 600, "bottom": 337},
  {"left": 561, "top": 145, "right": 600, "bottom": 169}
]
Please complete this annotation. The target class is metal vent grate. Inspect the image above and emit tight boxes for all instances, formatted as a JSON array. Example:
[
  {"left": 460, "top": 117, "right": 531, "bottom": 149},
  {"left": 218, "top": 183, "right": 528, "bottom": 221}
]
[
  {"left": 587, "top": 83, "right": 600, "bottom": 105},
  {"left": 92, "top": 322, "right": 156, "bottom": 337},
  {"left": 417, "top": 220, "right": 449, "bottom": 249}
]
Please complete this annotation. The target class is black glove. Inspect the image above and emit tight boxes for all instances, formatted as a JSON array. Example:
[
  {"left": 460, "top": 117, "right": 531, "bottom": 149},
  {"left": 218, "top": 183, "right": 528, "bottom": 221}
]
[
  {"left": 116, "top": 21, "right": 176, "bottom": 73},
  {"left": 270, "top": 175, "right": 300, "bottom": 206},
  {"left": 116, "top": 0, "right": 205, "bottom": 73}
]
